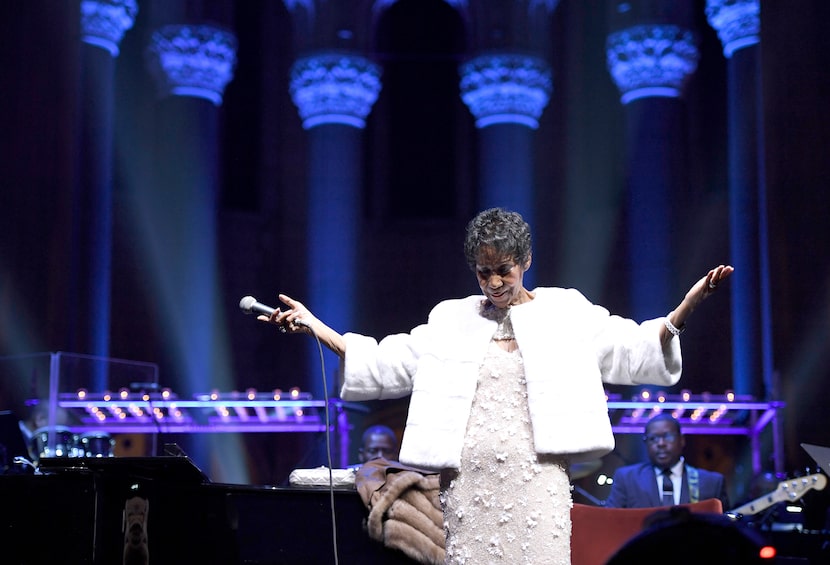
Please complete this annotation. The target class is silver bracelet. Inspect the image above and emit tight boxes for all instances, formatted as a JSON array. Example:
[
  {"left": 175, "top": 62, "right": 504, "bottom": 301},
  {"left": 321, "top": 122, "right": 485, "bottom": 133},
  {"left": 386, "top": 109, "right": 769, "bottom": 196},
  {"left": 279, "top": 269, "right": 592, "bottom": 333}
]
[{"left": 664, "top": 317, "right": 685, "bottom": 336}]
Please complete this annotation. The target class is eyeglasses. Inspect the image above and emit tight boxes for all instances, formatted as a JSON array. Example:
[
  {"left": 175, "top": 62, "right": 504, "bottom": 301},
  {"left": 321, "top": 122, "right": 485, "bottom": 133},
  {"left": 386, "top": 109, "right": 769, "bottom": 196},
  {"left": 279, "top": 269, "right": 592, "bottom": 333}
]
[{"left": 643, "top": 432, "right": 678, "bottom": 444}]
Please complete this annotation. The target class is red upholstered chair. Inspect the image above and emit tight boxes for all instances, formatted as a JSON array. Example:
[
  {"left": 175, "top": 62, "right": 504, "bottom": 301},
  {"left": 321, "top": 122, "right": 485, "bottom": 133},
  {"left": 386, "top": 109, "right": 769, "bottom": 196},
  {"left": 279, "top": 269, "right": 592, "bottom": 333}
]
[{"left": 570, "top": 498, "right": 723, "bottom": 565}]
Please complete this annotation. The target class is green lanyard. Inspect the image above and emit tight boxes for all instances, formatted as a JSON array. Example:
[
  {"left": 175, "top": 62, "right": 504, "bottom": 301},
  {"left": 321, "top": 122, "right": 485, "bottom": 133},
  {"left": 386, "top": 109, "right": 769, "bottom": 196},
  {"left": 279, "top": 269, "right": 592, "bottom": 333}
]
[{"left": 687, "top": 465, "right": 700, "bottom": 503}]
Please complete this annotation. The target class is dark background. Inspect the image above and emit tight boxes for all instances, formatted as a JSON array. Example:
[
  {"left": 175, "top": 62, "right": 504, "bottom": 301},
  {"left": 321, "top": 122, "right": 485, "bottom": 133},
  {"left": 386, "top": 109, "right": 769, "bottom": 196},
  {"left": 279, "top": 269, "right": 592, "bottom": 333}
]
[{"left": 1, "top": 0, "right": 829, "bottom": 509}]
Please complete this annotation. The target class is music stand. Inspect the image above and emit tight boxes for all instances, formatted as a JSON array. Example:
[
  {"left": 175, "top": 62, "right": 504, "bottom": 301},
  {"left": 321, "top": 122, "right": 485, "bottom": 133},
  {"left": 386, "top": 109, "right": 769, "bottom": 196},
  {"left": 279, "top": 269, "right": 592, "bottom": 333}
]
[{"left": 801, "top": 443, "right": 830, "bottom": 473}]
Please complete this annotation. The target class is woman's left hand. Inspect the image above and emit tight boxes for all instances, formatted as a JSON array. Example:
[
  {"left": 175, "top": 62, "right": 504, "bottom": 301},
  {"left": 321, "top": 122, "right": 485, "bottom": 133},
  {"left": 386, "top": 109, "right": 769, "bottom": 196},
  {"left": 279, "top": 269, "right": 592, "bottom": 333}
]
[
  {"left": 686, "top": 264, "right": 734, "bottom": 308},
  {"left": 663, "top": 265, "right": 734, "bottom": 343}
]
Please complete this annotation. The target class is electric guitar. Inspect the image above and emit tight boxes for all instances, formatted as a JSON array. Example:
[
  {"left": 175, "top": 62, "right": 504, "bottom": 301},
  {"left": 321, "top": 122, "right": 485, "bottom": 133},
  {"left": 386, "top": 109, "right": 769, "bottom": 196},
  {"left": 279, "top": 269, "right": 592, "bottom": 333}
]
[{"left": 728, "top": 473, "right": 827, "bottom": 516}]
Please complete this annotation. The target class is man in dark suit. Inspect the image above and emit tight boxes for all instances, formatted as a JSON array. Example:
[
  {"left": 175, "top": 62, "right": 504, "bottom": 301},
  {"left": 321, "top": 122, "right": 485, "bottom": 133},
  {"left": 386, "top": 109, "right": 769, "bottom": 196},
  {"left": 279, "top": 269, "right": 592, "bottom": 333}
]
[{"left": 604, "top": 413, "right": 729, "bottom": 509}]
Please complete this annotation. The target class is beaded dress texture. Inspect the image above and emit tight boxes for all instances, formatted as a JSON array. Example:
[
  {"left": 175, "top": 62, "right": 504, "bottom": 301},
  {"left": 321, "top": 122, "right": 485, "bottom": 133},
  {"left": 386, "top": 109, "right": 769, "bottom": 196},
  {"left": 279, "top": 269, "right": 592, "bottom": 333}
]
[{"left": 441, "top": 305, "right": 572, "bottom": 564}]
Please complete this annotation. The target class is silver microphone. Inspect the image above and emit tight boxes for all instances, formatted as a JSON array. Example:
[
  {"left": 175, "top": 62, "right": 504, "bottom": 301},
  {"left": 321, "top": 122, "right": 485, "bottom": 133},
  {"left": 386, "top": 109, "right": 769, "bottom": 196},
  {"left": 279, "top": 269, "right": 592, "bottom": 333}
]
[{"left": 239, "top": 295, "right": 275, "bottom": 317}]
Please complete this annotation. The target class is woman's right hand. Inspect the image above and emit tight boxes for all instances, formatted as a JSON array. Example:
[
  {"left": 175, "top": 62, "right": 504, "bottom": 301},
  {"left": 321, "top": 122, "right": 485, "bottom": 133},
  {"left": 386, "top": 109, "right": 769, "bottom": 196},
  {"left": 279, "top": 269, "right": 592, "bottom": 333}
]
[
  {"left": 259, "top": 294, "right": 347, "bottom": 357},
  {"left": 258, "top": 293, "right": 316, "bottom": 334}
]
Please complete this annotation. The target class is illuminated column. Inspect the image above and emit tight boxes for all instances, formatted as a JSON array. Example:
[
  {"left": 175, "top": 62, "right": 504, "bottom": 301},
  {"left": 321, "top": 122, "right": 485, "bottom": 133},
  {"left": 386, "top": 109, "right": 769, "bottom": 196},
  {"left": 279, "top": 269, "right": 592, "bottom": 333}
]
[
  {"left": 71, "top": 0, "right": 137, "bottom": 385},
  {"left": 289, "top": 53, "right": 381, "bottom": 401},
  {"left": 607, "top": 24, "right": 699, "bottom": 318},
  {"left": 145, "top": 24, "right": 237, "bottom": 396},
  {"left": 459, "top": 53, "right": 551, "bottom": 288},
  {"left": 706, "top": 0, "right": 767, "bottom": 400},
  {"left": 81, "top": 0, "right": 137, "bottom": 56}
]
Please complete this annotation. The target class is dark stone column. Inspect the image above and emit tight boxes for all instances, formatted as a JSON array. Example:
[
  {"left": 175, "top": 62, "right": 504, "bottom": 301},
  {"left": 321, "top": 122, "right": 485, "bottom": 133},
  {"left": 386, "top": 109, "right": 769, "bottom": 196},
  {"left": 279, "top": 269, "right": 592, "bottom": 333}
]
[
  {"left": 706, "top": 0, "right": 768, "bottom": 402},
  {"left": 72, "top": 0, "right": 138, "bottom": 387},
  {"left": 459, "top": 53, "right": 552, "bottom": 290},
  {"left": 458, "top": 0, "right": 559, "bottom": 290},
  {"left": 289, "top": 53, "right": 382, "bottom": 404},
  {"left": 607, "top": 20, "right": 700, "bottom": 319},
  {"left": 706, "top": 0, "right": 777, "bottom": 475},
  {"left": 146, "top": 23, "right": 241, "bottom": 478}
]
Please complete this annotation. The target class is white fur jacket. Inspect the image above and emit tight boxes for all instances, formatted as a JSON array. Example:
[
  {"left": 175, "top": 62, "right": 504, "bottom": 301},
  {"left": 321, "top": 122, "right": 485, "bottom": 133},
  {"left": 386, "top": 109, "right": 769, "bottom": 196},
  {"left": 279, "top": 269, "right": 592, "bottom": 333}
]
[{"left": 340, "top": 287, "right": 682, "bottom": 471}]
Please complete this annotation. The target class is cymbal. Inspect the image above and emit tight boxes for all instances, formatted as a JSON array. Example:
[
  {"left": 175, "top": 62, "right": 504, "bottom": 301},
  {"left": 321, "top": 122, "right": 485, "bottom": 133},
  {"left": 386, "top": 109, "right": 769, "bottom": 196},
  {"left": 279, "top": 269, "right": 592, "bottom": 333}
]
[{"left": 569, "top": 459, "right": 602, "bottom": 480}]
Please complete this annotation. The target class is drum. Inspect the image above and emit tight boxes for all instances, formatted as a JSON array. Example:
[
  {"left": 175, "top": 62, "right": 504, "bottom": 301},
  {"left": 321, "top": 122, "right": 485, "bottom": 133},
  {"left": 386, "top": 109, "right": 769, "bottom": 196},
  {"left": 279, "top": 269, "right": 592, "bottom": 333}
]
[
  {"left": 29, "top": 426, "right": 80, "bottom": 461},
  {"left": 79, "top": 431, "right": 115, "bottom": 458}
]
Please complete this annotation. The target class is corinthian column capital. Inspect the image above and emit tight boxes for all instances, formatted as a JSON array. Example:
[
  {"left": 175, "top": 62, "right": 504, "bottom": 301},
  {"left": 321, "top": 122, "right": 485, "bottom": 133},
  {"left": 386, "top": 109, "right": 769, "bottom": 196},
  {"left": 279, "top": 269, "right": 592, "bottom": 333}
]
[
  {"left": 289, "top": 53, "right": 382, "bottom": 129},
  {"left": 705, "top": 0, "right": 760, "bottom": 58},
  {"left": 146, "top": 25, "right": 238, "bottom": 106},
  {"left": 606, "top": 24, "right": 699, "bottom": 105},
  {"left": 80, "top": 0, "right": 139, "bottom": 57},
  {"left": 459, "top": 54, "right": 552, "bottom": 130}
]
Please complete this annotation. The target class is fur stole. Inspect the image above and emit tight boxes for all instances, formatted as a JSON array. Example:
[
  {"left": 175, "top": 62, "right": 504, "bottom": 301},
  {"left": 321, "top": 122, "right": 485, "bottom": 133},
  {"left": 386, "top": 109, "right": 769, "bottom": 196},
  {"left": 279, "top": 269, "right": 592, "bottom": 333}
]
[{"left": 356, "top": 459, "right": 446, "bottom": 565}]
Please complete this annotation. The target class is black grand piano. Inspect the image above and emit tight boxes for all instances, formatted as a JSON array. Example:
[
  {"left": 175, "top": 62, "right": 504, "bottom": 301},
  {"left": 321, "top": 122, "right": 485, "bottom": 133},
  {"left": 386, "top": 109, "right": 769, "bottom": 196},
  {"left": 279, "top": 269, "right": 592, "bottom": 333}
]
[
  {"left": 4, "top": 455, "right": 830, "bottom": 564},
  {"left": 0, "top": 456, "right": 419, "bottom": 565}
]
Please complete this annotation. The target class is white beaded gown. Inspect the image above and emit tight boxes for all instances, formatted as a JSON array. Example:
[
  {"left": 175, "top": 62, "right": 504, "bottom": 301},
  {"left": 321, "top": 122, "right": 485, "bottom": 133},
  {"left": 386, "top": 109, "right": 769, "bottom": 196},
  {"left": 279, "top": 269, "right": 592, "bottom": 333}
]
[{"left": 441, "top": 308, "right": 572, "bottom": 564}]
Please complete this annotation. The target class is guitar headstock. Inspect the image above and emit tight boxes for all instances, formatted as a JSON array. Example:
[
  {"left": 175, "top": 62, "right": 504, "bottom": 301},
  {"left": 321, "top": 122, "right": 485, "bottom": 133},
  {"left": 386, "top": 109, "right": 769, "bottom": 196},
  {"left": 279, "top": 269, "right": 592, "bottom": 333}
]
[
  {"left": 773, "top": 473, "right": 827, "bottom": 503},
  {"left": 729, "top": 472, "right": 827, "bottom": 516}
]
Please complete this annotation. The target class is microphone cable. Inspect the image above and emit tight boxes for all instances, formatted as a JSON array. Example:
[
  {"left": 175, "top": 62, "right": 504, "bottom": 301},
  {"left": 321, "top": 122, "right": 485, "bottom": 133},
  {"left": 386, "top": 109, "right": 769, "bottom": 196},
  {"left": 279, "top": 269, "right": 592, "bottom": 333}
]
[
  {"left": 240, "top": 296, "right": 341, "bottom": 563},
  {"left": 305, "top": 325, "right": 340, "bottom": 565}
]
